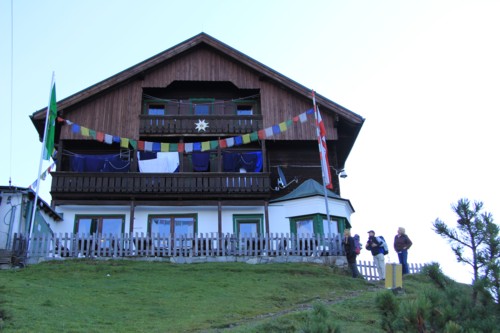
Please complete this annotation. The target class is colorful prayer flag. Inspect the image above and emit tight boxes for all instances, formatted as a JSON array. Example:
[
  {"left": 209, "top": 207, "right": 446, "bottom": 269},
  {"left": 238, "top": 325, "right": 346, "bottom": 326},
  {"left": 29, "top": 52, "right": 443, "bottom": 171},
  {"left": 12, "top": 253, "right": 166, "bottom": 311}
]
[
  {"left": 210, "top": 140, "right": 218, "bottom": 150},
  {"left": 104, "top": 134, "right": 113, "bottom": 144},
  {"left": 258, "top": 130, "right": 266, "bottom": 140},
  {"left": 250, "top": 132, "right": 258, "bottom": 142},
  {"left": 201, "top": 141, "right": 210, "bottom": 151},
  {"left": 161, "top": 143, "right": 170, "bottom": 152},
  {"left": 80, "top": 127, "right": 90, "bottom": 137},
  {"left": 120, "top": 138, "right": 129, "bottom": 148},
  {"left": 169, "top": 143, "right": 178, "bottom": 152}
]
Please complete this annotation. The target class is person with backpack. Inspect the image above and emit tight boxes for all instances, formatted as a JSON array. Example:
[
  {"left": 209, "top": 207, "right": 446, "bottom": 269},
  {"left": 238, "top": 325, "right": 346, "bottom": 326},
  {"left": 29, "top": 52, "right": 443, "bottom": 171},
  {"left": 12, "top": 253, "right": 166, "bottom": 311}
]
[
  {"left": 343, "top": 229, "right": 360, "bottom": 278},
  {"left": 366, "top": 230, "right": 386, "bottom": 280},
  {"left": 394, "top": 227, "right": 413, "bottom": 274}
]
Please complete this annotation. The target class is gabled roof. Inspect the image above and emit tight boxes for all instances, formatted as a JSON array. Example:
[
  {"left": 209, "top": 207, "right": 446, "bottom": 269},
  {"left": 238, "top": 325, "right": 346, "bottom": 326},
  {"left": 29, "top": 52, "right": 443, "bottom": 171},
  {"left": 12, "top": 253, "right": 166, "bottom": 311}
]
[
  {"left": 270, "top": 179, "right": 355, "bottom": 212},
  {"left": 31, "top": 33, "right": 364, "bottom": 125}
]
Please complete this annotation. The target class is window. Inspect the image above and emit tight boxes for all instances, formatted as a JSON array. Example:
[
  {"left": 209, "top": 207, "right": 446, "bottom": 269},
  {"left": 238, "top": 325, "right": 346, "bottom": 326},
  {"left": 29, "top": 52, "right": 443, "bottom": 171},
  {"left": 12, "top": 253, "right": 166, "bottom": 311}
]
[
  {"left": 236, "top": 109, "right": 253, "bottom": 116},
  {"left": 323, "top": 219, "right": 339, "bottom": 237},
  {"left": 290, "top": 214, "right": 346, "bottom": 237},
  {"left": 147, "top": 104, "right": 165, "bottom": 115},
  {"left": 236, "top": 102, "right": 255, "bottom": 126},
  {"left": 74, "top": 215, "right": 125, "bottom": 249},
  {"left": 234, "top": 99, "right": 258, "bottom": 114},
  {"left": 296, "top": 219, "right": 314, "bottom": 235},
  {"left": 148, "top": 215, "right": 197, "bottom": 236},
  {"left": 74, "top": 215, "right": 125, "bottom": 236},
  {"left": 233, "top": 214, "right": 264, "bottom": 235},
  {"left": 190, "top": 98, "right": 214, "bottom": 115}
]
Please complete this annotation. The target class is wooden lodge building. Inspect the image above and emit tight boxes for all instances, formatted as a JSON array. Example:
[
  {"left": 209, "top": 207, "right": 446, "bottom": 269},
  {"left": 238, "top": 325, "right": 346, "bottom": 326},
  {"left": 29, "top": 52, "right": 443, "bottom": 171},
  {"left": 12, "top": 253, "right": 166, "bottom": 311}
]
[{"left": 29, "top": 33, "right": 364, "bottom": 255}]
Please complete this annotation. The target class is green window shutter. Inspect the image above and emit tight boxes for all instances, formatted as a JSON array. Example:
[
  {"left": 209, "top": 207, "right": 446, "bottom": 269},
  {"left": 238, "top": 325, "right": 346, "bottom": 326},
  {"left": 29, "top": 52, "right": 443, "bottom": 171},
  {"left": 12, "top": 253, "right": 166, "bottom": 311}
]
[
  {"left": 313, "top": 215, "right": 323, "bottom": 236},
  {"left": 289, "top": 219, "right": 297, "bottom": 235},
  {"left": 338, "top": 218, "right": 346, "bottom": 234}
]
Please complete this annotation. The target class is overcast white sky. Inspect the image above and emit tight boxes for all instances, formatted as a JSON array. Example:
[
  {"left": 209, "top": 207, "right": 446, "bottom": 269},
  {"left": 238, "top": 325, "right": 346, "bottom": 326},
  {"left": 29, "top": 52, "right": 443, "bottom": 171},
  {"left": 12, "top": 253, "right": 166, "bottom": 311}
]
[{"left": 1, "top": 0, "right": 499, "bottom": 283}]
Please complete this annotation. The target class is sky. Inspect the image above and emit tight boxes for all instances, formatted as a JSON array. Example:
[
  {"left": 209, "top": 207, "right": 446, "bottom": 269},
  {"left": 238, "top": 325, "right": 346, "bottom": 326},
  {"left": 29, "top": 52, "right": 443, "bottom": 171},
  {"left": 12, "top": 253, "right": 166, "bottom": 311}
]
[{"left": 1, "top": 0, "right": 499, "bottom": 284}]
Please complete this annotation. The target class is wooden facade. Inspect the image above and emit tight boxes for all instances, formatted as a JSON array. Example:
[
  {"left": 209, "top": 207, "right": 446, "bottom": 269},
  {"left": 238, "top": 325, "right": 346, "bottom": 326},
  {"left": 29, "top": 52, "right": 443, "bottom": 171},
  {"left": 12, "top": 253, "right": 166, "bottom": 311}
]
[{"left": 31, "top": 33, "right": 364, "bottom": 206}]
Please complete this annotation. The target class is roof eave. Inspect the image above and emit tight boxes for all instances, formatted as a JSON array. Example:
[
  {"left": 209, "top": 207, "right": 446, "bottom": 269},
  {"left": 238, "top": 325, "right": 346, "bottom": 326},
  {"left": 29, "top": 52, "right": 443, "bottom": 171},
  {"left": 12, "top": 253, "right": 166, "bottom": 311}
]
[{"left": 31, "top": 33, "right": 364, "bottom": 126}]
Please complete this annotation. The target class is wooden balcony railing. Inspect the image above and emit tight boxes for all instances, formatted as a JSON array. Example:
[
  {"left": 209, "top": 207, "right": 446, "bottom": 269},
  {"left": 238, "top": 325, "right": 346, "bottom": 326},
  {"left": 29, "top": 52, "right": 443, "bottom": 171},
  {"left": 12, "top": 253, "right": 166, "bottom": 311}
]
[
  {"left": 50, "top": 172, "right": 271, "bottom": 200},
  {"left": 139, "top": 115, "right": 264, "bottom": 135}
]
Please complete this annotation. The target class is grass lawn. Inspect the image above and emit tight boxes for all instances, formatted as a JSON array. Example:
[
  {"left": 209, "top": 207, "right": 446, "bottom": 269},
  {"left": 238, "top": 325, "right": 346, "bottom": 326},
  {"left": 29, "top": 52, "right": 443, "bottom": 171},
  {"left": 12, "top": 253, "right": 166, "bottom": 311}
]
[{"left": 0, "top": 259, "right": 402, "bottom": 332}]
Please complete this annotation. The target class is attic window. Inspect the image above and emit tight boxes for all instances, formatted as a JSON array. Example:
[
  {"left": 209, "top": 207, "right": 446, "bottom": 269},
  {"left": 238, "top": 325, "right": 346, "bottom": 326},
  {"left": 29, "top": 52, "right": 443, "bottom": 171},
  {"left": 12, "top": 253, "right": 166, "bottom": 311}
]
[
  {"left": 234, "top": 99, "right": 258, "bottom": 117},
  {"left": 148, "top": 104, "right": 165, "bottom": 115},
  {"left": 236, "top": 104, "right": 253, "bottom": 126},
  {"left": 236, "top": 104, "right": 253, "bottom": 116},
  {"left": 191, "top": 98, "right": 214, "bottom": 115}
]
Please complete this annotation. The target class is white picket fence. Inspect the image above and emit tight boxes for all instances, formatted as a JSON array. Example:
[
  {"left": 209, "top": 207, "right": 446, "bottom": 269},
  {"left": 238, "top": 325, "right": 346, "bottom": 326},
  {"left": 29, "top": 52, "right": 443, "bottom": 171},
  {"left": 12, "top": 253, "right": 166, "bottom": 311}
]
[{"left": 357, "top": 260, "right": 425, "bottom": 280}]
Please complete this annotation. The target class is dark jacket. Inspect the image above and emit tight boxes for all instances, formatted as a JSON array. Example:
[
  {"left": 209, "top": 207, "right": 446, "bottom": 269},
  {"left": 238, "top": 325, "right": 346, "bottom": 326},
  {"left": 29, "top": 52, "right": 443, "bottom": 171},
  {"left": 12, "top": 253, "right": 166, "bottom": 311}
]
[
  {"left": 343, "top": 236, "right": 357, "bottom": 263},
  {"left": 394, "top": 234, "right": 413, "bottom": 252},
  {"left": 365, "top": 236, "right": 383, "bottom": 256}
]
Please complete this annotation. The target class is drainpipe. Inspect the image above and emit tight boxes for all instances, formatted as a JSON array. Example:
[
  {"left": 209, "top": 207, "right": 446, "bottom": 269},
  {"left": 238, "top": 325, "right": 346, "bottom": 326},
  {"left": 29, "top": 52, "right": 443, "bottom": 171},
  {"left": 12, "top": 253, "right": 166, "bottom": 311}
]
[{"left": 5, "top": 199, "right": 16, "bottom": 248}]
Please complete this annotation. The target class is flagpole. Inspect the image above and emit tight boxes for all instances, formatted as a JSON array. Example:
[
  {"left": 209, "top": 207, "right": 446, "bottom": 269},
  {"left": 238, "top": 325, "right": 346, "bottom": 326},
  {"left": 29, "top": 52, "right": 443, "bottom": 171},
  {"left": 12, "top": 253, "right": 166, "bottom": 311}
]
[
  {"left": 312, "top": 90, "right": 332, "bottom": 239},
  {"left": 28, "top": 72, "right": 55, "bottom": 251}
]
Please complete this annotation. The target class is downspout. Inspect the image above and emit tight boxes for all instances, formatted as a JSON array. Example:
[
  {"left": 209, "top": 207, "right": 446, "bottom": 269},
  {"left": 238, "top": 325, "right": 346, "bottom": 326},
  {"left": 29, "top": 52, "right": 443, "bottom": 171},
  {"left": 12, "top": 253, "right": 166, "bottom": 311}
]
[{"left": 5, "top": 202, "right": 16, "bottom": 249}]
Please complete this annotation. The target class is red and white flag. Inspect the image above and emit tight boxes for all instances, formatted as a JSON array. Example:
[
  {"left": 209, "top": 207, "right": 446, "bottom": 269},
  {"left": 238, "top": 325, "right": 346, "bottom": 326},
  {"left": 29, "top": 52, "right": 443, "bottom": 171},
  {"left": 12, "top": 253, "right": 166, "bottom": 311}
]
[{"left": 312, "top": 91, "right": 333, "bottom": 189}]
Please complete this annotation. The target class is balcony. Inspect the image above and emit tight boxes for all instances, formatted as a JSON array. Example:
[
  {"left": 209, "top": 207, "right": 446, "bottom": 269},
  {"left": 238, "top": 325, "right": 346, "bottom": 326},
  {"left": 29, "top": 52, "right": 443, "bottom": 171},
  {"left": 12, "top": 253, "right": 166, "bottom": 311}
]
[
  {"left": 50, "top": 172, "right": 271, "bottom": 201},
  {"left": 139, "top": 115, "right": 264, "bottom": 136}
]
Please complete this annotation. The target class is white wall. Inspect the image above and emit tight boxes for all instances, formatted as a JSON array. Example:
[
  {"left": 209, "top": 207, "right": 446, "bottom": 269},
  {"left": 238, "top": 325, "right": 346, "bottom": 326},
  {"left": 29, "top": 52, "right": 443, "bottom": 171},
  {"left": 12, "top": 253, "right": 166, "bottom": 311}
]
[
  {"left": 52, "top": 205, "right": 130, "bottom": 235},
  {"left": 53, "top": 198, "right": 353, "bottom": 236},
  {"left": 268, "top": 196, "right": 354, "bottom": 234},
  {"left": 0, "top": 192, "right": 24, "bottom": 248}
]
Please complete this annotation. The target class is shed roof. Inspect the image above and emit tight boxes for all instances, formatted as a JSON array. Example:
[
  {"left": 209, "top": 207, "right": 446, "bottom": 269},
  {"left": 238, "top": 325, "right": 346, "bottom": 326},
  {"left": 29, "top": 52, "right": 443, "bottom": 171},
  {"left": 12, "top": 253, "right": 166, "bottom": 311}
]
[{"left": 0, "top": 186, "right": 63, "bottom": 221}]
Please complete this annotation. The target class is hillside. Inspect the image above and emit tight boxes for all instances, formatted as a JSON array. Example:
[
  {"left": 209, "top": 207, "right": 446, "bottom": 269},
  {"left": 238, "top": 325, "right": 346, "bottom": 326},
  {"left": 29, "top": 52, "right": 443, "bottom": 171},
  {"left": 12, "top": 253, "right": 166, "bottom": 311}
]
[{"left": 0, "top": 260, "right": 492, "bottom": 332}]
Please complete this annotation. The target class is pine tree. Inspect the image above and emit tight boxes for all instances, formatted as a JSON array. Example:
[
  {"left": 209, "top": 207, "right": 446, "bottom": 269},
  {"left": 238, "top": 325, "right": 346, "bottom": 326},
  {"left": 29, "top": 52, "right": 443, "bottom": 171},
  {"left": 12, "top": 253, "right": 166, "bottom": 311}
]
[{"left": 433, "top": 198, "right": 499, "bottom": 304}]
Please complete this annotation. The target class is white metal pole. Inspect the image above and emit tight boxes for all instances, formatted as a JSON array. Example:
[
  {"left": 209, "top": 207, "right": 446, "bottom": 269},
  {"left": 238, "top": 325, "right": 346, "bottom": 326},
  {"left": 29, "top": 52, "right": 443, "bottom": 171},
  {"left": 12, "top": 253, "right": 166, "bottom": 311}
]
[
  {"left": 312, "top": 90, "right": 332, "bottom": 238},
  {"left": 28, "top": 72, "right": 55, "bottom": 252}
]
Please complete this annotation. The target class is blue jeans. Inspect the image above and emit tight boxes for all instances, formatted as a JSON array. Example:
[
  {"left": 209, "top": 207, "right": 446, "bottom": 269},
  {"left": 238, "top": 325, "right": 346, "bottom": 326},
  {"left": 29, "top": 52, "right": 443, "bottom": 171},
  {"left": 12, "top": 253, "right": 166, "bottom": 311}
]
[
  {"left": 348, "top": 262, "right": 360, "bottom": 278},
  {"left": 398, "top": 250, "right": 409, "bottom": 274}
]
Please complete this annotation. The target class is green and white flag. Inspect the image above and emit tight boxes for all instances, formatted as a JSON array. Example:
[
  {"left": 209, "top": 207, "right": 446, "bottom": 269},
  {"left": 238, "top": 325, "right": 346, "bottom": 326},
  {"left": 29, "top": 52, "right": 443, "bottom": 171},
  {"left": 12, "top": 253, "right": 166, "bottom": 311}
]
[{"left": 44, "top": 81, "right": 57, "bottom": 160}]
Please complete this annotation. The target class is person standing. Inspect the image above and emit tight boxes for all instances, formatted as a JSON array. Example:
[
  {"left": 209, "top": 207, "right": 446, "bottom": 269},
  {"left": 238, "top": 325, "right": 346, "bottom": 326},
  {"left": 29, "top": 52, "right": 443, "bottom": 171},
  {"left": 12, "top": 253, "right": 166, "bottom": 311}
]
[
  {"left": 366, "top": 230, "right": 386, "bottom": 280},
  {"left": 343, "top": 229, "right": 360, "bottom": 278},
  {"left": 394, "top": 227, "right": 413, "bottom": 274}
]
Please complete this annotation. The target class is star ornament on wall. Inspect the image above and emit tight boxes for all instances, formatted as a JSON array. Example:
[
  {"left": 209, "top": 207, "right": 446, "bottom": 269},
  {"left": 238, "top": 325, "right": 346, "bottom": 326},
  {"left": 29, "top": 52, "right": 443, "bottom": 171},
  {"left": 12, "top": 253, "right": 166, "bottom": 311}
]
[{"left": 195, "top": 119, "right": 209, "bottom": 132}]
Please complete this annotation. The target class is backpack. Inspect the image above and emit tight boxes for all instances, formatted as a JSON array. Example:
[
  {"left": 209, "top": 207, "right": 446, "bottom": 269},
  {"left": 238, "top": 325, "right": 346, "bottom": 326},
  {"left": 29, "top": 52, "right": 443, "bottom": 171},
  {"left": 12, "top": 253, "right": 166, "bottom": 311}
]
[
  {"left": 353, "top": 234, "right": 361, "bottom": 255},
  {"left": 377, "top": 236, "right": 389, "bottom": 255}
]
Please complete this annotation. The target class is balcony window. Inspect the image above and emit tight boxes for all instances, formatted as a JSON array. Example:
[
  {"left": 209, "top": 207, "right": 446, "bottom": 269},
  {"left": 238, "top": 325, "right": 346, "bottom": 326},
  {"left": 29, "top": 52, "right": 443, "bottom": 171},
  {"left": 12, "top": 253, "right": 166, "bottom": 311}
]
[
  {"left": 190, "top": 98, "right": 214, "bottom": 115},
  {"left": 236, "top": 109, "right": 253, "bottom": 116},
  {"left": 147, "top": 104, "right": 166, "bottom": 115}
]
